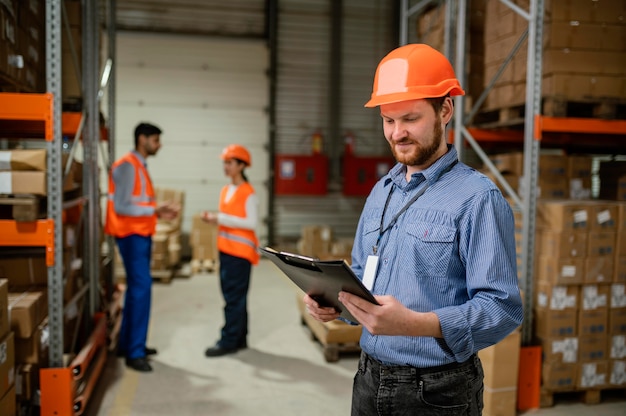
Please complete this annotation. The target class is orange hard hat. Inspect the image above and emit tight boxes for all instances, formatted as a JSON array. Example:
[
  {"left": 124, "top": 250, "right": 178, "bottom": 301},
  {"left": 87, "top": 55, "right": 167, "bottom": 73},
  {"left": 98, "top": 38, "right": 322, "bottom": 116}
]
[
  {"left": 221, "top": 144, "right": 251, "bottom": 166},
  {"left": 365, "top": 44, "right": 465, "bottom": 108}
]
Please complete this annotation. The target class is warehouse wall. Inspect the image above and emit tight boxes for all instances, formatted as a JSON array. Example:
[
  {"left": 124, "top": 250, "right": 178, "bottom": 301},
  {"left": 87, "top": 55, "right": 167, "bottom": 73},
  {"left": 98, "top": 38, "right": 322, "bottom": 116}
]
[
  {"left": 273, "top": 0, "right": 396, "bottom": 241},
  {"left": 114, "top": 32, "right": 270, "bottom": 244}
]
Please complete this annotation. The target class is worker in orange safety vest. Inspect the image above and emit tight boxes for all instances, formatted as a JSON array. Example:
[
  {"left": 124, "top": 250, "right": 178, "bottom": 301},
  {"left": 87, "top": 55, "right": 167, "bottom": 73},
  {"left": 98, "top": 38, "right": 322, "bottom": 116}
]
[
  {"left": 202, "top": 144, "right": 259, "bottom": 357},
  {"left": 105, "top": 122, "right": 180, "bottom": 372}
]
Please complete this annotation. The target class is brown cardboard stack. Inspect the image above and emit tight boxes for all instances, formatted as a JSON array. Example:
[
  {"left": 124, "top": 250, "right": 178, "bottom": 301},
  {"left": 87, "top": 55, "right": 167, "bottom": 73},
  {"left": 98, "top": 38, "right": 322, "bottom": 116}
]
[
  {"left": 189, "top": 212, "right": 218, "bottom": 270},
  {"left": 487, "top": 151, "right": 593, "bottom": 200},
  {"left": 8, "top": 289, "right": 49, "bottom": 368},
  {"left": 533, "top": 199, "right": 626, "bottom": 390},
  {"left": 483, "top": 0, "right": 626, "bottom": 111},
  {"left": 297, "top": 225, "right": 353, "bottom": 263},
  {"left": 0, "top": 279, "right": 16, "bottom": 416},
  {"left": 415, "top": 0, "right": 486, "bottom": 102},
  {"left": 478, "top": 330, "right": 521, "bottom": 416},
  {"left": 152, "top": 187, "right": 185, "bottom": 271}
]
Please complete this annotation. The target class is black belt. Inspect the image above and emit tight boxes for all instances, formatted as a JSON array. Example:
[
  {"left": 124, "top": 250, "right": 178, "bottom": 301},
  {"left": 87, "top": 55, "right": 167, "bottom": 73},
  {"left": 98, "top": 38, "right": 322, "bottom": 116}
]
[{"left": 361, "top": 352, "right": 478, "bottom": 376}]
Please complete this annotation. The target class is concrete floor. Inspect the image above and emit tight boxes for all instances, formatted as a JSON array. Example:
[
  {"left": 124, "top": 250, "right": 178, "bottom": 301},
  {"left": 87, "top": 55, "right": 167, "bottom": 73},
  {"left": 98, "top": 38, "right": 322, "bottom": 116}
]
[{"left": 88, "top": 259, "right": 626, "bottom": 415}]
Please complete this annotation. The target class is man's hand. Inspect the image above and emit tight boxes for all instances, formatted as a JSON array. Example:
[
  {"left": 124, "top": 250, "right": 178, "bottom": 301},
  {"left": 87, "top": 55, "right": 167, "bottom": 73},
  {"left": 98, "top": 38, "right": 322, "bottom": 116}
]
[
  {"left": 303, "top": 294, "right": 340, "bottom": 323},
  {"left": 156, "top": 201, "right": 180, "bottom": 220},
  {"left": 338, "top": 291, "right": 442, "bottom": 337}
]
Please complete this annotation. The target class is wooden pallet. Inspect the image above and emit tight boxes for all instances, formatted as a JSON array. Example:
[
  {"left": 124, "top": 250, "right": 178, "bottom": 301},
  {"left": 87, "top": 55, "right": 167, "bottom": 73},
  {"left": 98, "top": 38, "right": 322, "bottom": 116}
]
[
  {"left": 190, "top": 258, "right": 218, "bottom": 274},
  {"left": 540, "top": 387, "right": 626, "bottom": 408},
  {"left": 474, "top": 97, "right": 626, "bottom": 129},
  {"left": 296, "top": 295, "right": 362, "bottom": 362}
]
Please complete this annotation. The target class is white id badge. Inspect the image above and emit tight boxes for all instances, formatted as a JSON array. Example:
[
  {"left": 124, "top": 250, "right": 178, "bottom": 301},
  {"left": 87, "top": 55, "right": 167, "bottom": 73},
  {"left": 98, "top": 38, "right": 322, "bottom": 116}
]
[{"left": 362, "top": 255, "right": 379, "bottom": 291}]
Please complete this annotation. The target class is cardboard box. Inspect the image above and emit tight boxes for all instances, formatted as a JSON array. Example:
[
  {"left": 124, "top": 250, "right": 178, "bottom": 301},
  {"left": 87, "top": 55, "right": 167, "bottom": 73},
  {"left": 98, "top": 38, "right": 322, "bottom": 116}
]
[
  {"left": 537, "top": 256, "right": 584, "bottom": 285},
  {"left": 584, "top": 257, "right": 614, "bottom": 284},
  {"left": 8, "top": 289, "right": 47, "bottom": 338},
  {"left": 15, "top": 363, "right": 38, "bottom": 402},
  {"left": 578, "top": 309, "right": 608, "bottom": 337},
  {"left": 535, "top": 309, "right": 577, "bottom": 338},
  {"left": 479, "top": 330, "right": 521, "bottom": 389},
  {"left": 0, "top": 149, "right": 46, "bottom": 171},
  {"left": 0, "top": 171, "right": 46, "bottom": 195},
  {"left": 190, "top": 213, "right": 218, "bottom": 261},
  {"left": 14, "top": 318, "right": 48, "bottom": 366},
  {"left": 609, "top": 360, "right": 626, "bottom": 386},
  {"left": 584, "top": 201, "right": 620, "bottom": 231},
  {"left": 536, "top": 282, "right": 578, "bottom": 310},
  {"left": 577, "top": 361, "right": 609, "bottom": 389},
  {"left": 537, "top": 200, "right": 589, "bottom": 232},
  {"left": 617, "top": 233, "right": 626, "bottom": 257},
  {"left": 539, "top": 231, "right": 587, "bottom": 258},
  {"left": 587, "top": 232, "right": 616, "bottom": 257},
  {"left": 0, "top": 255, "right": 47, "bottom": 287},
  {"left": 618, "top": 202, "right": 626, "bottom": 230},
  {"left": 0, "top": 385, "right": 15, "bottom": 416},
  {"left": 610, "top": 308, "right": 626, "bottom": 335},
  {"left": 482, "top": 389, "right": 517, "bottom": 416},
  {"left": 0, "top": 331, "right": 14, "bottom": 398},
  {"left": 579, "top": 335, "right": 608, "bottom": 361},
  {"left": 541, "top": 362, "right": 577, "bottom": 391}
]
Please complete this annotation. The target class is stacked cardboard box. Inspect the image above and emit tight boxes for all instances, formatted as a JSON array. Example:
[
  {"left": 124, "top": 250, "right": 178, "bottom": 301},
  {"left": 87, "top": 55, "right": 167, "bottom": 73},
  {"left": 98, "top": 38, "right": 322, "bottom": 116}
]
[
  {"left": 296, "top": 225, "right": 353, "bottom": 263},
  {"left": 599, "top": 161, "right": 626, "bottom": 201},
  {"left": 483, "top": 0, "right": 626, "bottom": 111},
  {"left": 0, "top": 279, "right": 16, "bottom": 416},
  {"left": 534, "top": 199, "right": 626, "bottom": 390},
  {"left": 478, "top": 330, "right": 521, "bottom": 416},
  {"left": 152, "top": 187, "right": 185, "bottom": 271},
  {"left": 487, "top": 151, "right": 593, "bottom": 200},
  {"left": 189, "top": 213, "right": 218, "bottom": 271}
]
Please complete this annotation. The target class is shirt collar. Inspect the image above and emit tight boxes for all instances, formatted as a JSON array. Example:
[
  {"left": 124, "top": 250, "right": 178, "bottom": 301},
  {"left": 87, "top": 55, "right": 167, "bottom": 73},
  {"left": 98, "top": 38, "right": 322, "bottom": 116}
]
[
  {"left": 131, "top": 150, "right": 148, "bottom": 167},
  {"left": 385, "top": 144, "right": 458, "bottom": 188}
]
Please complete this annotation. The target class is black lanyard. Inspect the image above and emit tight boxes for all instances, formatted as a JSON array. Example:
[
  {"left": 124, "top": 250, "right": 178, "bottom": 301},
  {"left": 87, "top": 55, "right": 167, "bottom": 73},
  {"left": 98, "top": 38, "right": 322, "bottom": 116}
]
[{"left": 373, "top": 160, "right": 458, "bottom": 255}]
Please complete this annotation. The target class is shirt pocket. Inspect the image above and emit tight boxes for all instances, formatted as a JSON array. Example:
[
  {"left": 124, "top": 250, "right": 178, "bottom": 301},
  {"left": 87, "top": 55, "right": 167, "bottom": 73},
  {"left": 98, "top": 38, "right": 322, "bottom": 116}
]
[
  {"left": 403, "top": 222, "right": 456, "bottom": 279},
  {"left": 360, "top": 219, "right": 380, "bottom": 255}
]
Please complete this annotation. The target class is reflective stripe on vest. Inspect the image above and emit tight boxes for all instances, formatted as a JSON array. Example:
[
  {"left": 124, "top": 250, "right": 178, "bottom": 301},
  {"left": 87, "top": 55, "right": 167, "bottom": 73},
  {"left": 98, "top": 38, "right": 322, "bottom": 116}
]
[{"left": 104, "top": 152, "right": 157, "bottom": 238}]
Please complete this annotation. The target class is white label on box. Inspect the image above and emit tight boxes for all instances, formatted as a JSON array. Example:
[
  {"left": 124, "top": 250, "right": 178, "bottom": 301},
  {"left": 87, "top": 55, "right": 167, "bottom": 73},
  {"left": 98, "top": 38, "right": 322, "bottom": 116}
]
[
  {"left": 0, "top": 341, "right": 6, "bottom": 364},
  {"left": 610, "top": 361, "right": 626, "bottom": 385},
  {"left": 580, "top": 363, "right": 605, "bottom": 388},
  {"left": 561, "top": 265, "right": 576, "bottom": 277},
  {"left": 538, "top": 293, "right": 548, "bottom": 308},
  {"left": 0, "top": 151, "right": 11, "bottom": 170},
  {"left": 611, "top": 335, "right": 626, "bottom": 359},
  {"left": 573, "top": 210, "right": 588, "bottom": 224},
  {"left": 597, "top": 210, "right": 611, "bottom": 224},
  {"left": 612, "top": 284, "right": 626, "bottom": 308},
  {"left": 553, "top": 338, "right": 578, "bottom": 363},
  {"left": 0, "top": 171, "right": 12, "bottom": 193},
  {"left": 583, "top": 285, "right": 607, "bottom": 310}
]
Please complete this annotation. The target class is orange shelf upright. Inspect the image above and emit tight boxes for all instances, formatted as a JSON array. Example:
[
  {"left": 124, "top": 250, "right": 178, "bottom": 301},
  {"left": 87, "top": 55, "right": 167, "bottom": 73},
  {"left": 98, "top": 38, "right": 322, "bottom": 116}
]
[
  {"left": 0, "top": 92, "right": 54, "bottom": 140},
  {"left": 0, "top": 219, "right": 55, "bottom": 265}
]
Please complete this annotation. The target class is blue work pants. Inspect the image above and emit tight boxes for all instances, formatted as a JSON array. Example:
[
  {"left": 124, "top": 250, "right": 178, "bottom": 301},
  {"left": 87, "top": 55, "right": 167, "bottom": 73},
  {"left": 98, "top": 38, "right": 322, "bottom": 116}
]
[
  {"left": 217, "top": 252, "right": 251, "bottom": 349},
  {"left": 117, "top": 234, "right": 153, "bottom": 360}
]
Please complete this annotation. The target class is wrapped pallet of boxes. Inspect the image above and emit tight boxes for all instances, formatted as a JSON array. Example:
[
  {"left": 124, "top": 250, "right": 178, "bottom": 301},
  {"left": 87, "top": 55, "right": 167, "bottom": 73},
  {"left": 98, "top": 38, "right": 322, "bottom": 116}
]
[
  {"left": 190, "top": 213, "right": 218, "bottom": 273},
  {"left": 478, "top": 329, "right": 521, "bottom": 416},
  {"left": 297, "top": 225, "right": 333, "bottom": 258}
]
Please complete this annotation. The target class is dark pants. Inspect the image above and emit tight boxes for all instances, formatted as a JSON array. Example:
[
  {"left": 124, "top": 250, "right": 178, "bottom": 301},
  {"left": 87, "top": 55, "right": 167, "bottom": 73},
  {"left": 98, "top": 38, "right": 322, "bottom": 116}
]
[
  {"left": 217, "top": 252, "right": 251, "bottom": 349},
  {"left": 117, "top": 235, "right": 153, "bottom": 360},
  {"left": 352, "top": 352, "right": 484, "bottom": 416}
]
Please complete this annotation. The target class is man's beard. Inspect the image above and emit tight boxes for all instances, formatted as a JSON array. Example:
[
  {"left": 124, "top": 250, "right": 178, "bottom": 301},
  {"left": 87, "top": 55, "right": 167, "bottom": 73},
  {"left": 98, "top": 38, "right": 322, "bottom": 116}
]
[{"left": 391, "top": 115, "right": 444, "bottom": 167}]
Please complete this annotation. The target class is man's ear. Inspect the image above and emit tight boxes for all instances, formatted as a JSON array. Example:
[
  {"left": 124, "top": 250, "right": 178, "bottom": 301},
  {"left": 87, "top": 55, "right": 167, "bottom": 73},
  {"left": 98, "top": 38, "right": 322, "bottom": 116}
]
[{"left": 441, "top": 97, "right": 454, "bottom": 124}]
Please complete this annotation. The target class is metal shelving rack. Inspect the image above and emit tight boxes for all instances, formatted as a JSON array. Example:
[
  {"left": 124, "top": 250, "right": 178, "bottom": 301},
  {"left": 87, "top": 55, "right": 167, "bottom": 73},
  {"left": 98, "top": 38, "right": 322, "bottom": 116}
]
[{"left": 400, "top": 0, "right": 626, "bottom": 347}]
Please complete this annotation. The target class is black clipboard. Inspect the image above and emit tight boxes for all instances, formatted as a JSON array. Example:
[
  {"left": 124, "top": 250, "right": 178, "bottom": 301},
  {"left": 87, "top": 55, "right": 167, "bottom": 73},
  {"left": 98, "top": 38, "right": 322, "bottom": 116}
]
[{"left": 260, "top": 246, "right": 379, "bottom": 323}]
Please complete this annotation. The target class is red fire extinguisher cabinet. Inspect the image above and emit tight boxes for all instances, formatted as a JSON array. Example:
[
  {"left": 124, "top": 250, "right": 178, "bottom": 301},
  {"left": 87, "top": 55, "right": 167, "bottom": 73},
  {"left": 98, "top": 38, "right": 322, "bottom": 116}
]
[
  {"left": 342, "top": 154, "right": 395, "bottom": 196},
  {"left": 274, "top": 154, "right": 328, "bottom": 195}
]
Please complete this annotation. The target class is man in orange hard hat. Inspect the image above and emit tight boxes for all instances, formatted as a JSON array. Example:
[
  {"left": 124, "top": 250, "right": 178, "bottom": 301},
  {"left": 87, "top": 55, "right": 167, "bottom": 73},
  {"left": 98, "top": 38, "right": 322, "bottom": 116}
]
[{"left": 304, "top": 44, "right": 523, "bottom": 415}]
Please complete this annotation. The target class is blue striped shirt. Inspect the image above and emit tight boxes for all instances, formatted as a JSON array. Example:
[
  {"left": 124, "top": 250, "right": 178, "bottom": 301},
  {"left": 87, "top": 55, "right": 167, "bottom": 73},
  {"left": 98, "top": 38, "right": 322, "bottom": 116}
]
[{"left": 351, "top": 145, "right": 523, "bottom": 368}]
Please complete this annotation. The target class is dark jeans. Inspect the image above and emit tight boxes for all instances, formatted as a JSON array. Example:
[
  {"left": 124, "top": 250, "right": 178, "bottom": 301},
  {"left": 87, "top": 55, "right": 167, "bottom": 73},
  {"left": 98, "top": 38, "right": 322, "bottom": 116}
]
[
  {"left": 117, "top": 235, "right": 153, "bottom": 360},
  {"left": 218, "top": 252, "right": 251, "bottom": 349},
  {"left": 352, "top": 352, "right": 484, "bottom": 416}
]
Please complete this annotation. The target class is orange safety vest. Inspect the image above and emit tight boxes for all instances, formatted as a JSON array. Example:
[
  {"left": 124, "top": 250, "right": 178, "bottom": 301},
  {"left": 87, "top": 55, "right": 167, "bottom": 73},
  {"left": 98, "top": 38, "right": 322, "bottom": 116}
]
[
  {"left": 104, "top": 152, "right": 157, "bottom": 238},
  {"left": 217, "top": 182, "right": 260, "bottom": 265}
]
